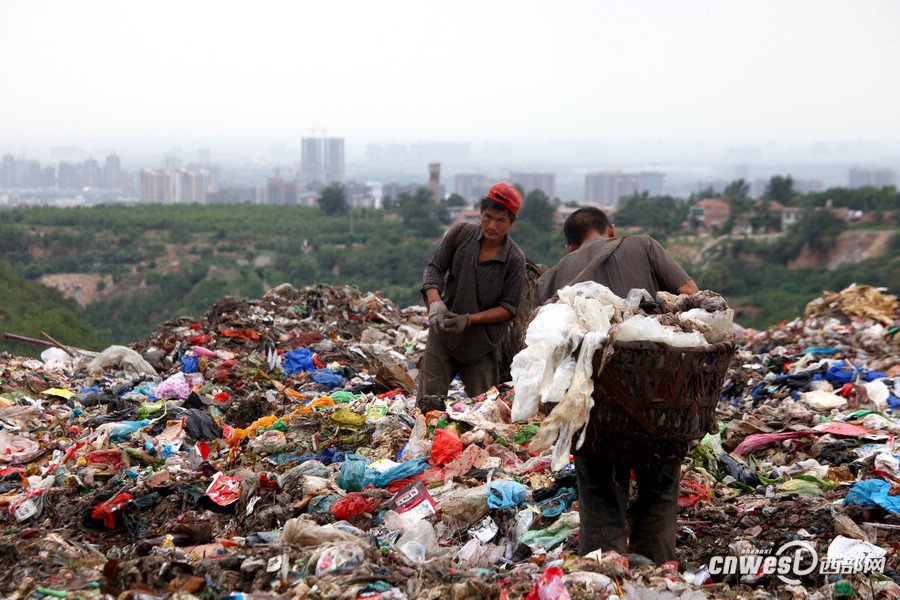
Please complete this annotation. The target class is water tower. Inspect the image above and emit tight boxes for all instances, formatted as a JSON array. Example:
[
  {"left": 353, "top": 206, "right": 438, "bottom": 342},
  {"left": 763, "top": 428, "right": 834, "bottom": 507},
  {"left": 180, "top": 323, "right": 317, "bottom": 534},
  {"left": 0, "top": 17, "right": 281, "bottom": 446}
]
[{"left": 428, "top": 162, "right": 441, "bottom": 203}]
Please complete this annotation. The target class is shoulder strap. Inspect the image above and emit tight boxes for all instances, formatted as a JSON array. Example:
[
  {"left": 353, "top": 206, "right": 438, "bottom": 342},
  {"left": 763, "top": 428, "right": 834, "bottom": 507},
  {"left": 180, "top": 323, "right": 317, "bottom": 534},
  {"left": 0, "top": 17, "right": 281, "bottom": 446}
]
[
  {"left": 566, "top": 235, "right": 629, "bottom": 287},
  {"left": 450, "top": 222, "right": 478, "bottom": 252}
]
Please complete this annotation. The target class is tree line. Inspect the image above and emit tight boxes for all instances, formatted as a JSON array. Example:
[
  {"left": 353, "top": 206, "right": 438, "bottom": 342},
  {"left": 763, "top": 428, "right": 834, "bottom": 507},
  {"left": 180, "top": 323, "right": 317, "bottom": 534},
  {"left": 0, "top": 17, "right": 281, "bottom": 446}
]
[{"left": 1, "top": 178, "right": 897, "bottom": 355}]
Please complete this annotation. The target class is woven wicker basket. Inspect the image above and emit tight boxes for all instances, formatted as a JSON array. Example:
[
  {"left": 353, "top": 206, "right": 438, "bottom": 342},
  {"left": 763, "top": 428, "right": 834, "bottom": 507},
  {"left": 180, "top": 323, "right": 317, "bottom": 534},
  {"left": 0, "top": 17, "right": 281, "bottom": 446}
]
[{"left": 575, "top": 337, "right": 735, "bottom": 462}]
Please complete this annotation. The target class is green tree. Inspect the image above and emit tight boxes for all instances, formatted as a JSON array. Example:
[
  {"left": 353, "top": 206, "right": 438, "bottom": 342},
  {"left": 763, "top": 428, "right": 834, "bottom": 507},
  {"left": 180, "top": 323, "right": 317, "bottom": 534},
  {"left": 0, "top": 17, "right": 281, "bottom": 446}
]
[
  {"left": 446, "top": 193, "right": 465, "bottom": 207},
  {"left": 791, "top": 209, "right": 847, "bottom": 251},
  {"left": 723, "top": 179, "right": 750, "bottom": 199},
  {"left": 518, "top": 189, "right": 556, "bottom": 232},
  {"left": 319, "top": 184, "right": 348, "bottom": 215},
  {"left": 613, "top": 192, "right": 688, "bottom": 235},
  {"left": 766, "top": 175, "right": 795, "bottom": 204}
]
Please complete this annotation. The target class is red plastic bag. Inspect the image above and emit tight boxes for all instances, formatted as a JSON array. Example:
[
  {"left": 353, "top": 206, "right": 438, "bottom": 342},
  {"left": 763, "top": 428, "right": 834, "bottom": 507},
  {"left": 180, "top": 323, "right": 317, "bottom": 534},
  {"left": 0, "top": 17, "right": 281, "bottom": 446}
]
[
  {"left": 330, "top": 493, "right": 375, "bottom": 520},
  {"left": 428, "top": 428, "right": 463, "bottom": 467},
  {"left": 678, "top": 481, "right": 710, "bottom": 507},
  {"left": 525, "top": 566, "right": 571, "bottom": 600},
  {"left": 92, "top": 492, "right": 133, "bottom": 528}
]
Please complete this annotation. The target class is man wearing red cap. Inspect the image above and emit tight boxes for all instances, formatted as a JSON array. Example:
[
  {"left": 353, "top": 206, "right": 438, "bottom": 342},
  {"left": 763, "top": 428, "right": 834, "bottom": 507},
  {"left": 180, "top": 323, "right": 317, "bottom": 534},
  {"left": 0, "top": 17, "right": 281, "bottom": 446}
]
[{"left": 419, "top": 182, "right": 526, "bottom": 397}]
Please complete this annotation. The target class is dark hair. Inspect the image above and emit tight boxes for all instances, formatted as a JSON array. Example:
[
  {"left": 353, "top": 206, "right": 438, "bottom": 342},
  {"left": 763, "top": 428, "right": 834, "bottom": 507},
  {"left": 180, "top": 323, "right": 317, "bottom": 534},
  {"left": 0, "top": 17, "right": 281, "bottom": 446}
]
[
  {"left": 480, "top": 197, "right": 517, "bottom": 221},
  {"left": 564, "top": 207, "right": 611, "bottom": 246}
]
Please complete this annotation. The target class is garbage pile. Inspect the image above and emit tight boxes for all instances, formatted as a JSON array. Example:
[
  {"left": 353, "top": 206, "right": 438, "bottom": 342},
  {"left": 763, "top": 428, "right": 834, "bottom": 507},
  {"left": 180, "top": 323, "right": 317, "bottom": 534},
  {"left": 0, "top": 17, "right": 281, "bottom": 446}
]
[{"left": 2, "top": 281, "right": 900, "bottom": 599}]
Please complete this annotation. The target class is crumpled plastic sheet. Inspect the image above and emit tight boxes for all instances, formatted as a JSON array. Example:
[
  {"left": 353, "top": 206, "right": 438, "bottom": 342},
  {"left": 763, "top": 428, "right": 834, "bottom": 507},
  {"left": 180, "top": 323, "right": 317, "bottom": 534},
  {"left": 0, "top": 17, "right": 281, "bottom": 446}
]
[
  {"left": 282, "top": 349, "right": 316, "bottom": 375},
  {"left": 487, "top": 480, "right": 528, "bottom": 509},
  {"left": 843, "top": 479, "right": 900, "bottom": 513},
  {"left": 529, "top": 331, "right": 605, "bottom": 471},
  {"left": 154, "top": 373, "right": 191, "bottom": 400}
]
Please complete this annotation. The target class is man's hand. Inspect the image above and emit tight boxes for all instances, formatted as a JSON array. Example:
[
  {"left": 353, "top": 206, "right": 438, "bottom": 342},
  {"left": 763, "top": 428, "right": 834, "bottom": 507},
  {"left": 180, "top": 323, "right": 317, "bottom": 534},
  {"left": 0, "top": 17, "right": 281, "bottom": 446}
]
[
  {"left": 440, "top": 312, "right": 471, "bottom": 335},
  {"left": 428, "top": 300, "right": 448, "bottom": 331}
]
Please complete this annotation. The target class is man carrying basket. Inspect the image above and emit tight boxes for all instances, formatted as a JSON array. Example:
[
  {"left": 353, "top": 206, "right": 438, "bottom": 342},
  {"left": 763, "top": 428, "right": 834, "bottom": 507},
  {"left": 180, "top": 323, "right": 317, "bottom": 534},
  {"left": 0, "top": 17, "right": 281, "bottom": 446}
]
[{"left": 532, "top": 206, "right": 699, "bottom": 564}]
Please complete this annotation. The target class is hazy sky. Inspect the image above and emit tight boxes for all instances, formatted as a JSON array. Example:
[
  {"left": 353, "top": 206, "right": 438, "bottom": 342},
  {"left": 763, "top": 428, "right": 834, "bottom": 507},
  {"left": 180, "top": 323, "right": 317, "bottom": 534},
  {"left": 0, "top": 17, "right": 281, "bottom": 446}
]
[{"left": 2, "top": 0, "right": 899, "bottom": 147}]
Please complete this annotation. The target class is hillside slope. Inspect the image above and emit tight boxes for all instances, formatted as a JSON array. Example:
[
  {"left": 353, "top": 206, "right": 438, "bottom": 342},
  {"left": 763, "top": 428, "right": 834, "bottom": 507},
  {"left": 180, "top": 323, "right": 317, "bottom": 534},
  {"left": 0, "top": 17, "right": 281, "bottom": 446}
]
[{"left": 0, "top": 255, "right": 111, "bottom": 357}]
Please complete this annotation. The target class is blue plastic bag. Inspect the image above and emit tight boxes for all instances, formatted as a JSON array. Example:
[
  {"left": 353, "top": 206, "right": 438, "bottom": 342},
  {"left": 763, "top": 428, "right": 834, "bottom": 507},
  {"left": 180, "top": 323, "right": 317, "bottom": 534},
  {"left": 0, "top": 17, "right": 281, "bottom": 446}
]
[
  {"left": 825, "top": 364, "right": 886, "bottom": 385},
  {"left": 843, "top": 479, "right": 900, "bottom": 512},
  {"left": 312, "top": 368, "right": 345, "bottom": 389},
  {"left": 526, "top": 487, "right": 577, "bottom": 518},
  {"left": 109, "top": 419, "right": 152, "bottom": 442},
  {"left": 373, "top": 457, "right": 431, "bottom": 487},
  {"left": 283, "top": 349, "right": 316, "bottom": 375},
  {"left": 337, "top": 454, "right": 371, "bottom": 492},
  {"left": 487, "top": 480, "right": 528, "bottom": 509},
  {"left": 181, "top": 355, "right": 200, "bottom": 373}
]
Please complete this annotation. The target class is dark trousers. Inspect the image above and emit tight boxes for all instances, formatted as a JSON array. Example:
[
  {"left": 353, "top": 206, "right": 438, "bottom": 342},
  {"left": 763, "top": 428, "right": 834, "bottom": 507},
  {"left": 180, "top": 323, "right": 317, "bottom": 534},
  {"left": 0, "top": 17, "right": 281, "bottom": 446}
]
[
  {"left": 574, "top": 456, "right": 682, "bottom": 564},
  {"left": 419, "top": 330, "right": 500, "bottom": 397}
]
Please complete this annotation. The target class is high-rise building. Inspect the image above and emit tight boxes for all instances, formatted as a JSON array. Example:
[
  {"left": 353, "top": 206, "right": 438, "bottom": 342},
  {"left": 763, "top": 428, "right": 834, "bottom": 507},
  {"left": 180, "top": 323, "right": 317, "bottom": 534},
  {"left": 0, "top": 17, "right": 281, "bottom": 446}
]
[
  {"left": 2, "top": 154, "right": 17, "bottom": 189},
  {"left": 510, "top": 172, "right": 556, "bottom": 200},
  {"left": 323, "top": 138, "right": 345, "bottom": 184},
  {"left": 302, "top": 137, "right": 345, "bottom": 184},
  {"left": 83, "top": 158, "right": 102, "bottom": 189},
  {"left": 42, "top": 165, "right": 56, "bottom": 188},
  {"left": 382, "top": 182, "right": 424, "bottom": 203},
  {"left": 22, "top": 161, "right": 42, "bottom": 188},
  {"left": 58, "top": 162, "right": 82, "bottom": 190},
  {"left": 140, "top": 169, "right": 175, "bottom": 203},
  {"left": 266, "top": 177, "right": 298, "bottom": 205},
  {"left": 792, "top": 178, "right": 824, "bottom": 195},
  {"left": 301, "top": 137, "right": 323, "bottom": 184},
  {"left": 640, "top": 172, "right": 665, "bottom": 197},
  {"left": 585, "top": 171, "right": 640, "bottom": 207},
  {"left": 874, "top": 169, "right": 897, "bottom": 188},
  {"left": 180, "top": 170, "right": 208, "bottom": 204},
  {"left": 848, "top": 167, "right": 872, "bottom": 189},
  {"left": 455, "top": 173, "right": 493, "bottom": 203},
  {"left": 162, "top": 155, "right": 182, "bottom": 170},
  {"left": 104, "top": 154, "right": 121, "bottom": 189}
]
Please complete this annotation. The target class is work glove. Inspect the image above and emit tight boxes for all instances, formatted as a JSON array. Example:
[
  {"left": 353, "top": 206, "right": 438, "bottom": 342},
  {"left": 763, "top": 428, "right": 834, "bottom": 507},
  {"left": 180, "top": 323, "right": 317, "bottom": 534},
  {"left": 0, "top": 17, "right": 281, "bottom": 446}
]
[
  {"left": 440, "top": 312, "right": 471, "bottom": 335},
  {"left": 428, "top": 300, "right": 448, "bottom": 332}
]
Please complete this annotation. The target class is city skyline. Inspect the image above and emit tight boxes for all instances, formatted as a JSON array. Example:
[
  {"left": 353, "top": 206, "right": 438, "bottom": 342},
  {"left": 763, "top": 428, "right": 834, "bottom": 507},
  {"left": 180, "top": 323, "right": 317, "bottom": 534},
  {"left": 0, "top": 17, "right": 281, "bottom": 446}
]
[{"left": 2, "top": 0, "right": 899, "bottom": 150}]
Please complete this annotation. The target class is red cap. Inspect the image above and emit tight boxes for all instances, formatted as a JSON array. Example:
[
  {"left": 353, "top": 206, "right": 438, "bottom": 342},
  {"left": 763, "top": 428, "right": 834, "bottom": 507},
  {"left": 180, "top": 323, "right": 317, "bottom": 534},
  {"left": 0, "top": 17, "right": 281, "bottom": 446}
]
[{"left": 487, "top": 182, "right": 522, "bottom": 216}]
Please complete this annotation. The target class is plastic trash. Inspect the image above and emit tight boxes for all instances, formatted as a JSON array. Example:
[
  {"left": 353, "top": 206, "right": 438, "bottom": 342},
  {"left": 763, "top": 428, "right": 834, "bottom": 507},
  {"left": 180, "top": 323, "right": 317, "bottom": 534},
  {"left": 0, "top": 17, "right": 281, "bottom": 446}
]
[
  {"left": 395, "top": 519, "right": 437, "bottom": 562},
  {"left": 312, "top": 368, "right": 345, "bottom": 389},
  {"left": 526, "top": 487, "right": 577, "bottom": 518},
  {"left": 528, "top": 330, "right": 605, "bottom": 471},
  {"left": 181, "top": 355, "right": 200, "bottom": 373},
  {"left": 827, "top": 535, "right": 887, "bottom": 562},
  {"left": 719, "top": 453, "right": 761, "bottom": 487},
  {"left": 525, "top": 566, "right": 571, "bottom": 600},
  {"left": 510, "top": 302, "right": 582, "bottom": 422},
  {"left": 801, "top": 389, "right": 847, "bottom": 410},
  {"left": 518, "top": 511, "right": 580, "bottom": 551},
  {"left": 385, "top": 480, "right": 437, "bottom": 529},
  {"left": 154, "top": 372, "right": 192, "bottom": 400},
  {"left": 314, "top": 542, "right": 364, "bottom": 577},
  {"left": 844, "top": 479, "right": 900, "bottom": 512},
  {"left": 428, "top": 428, "right": 463, "bottom": 467},
  {"left": 282, "top": 349, "right": 317, "bottom": 375},
  {"left": 374, "top": 457, "right": 431, "bottom": 488},
  {"left": 88, "top": 345, "right": 158, "bottom": 377},
  {"left": 487, "top": 480, "right": 528, "bottom": 509},
  {"left": 337, "top": 453, "right": 370, "bottom": 492},
  {"left": 247, "top": 429, "right": 287, "bottom": 454},
  {"left": 617, "top": 314, "right": 708, "bottom": 347},
  {"left": 330, "top": 493, "right": 376, "bottom": 520},
  {"left": 471, "top": 515, "right": 499, "bottom": 544},
  {"left": 401, "top": 415, "right": 431, "bottom": 461}
]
